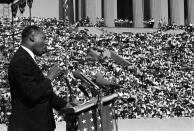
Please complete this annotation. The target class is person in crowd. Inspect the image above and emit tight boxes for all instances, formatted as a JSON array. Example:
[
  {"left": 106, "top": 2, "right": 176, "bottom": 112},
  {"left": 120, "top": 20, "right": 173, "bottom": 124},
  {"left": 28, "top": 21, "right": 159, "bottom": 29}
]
[
  {"left": 1, "top": 17, "right": 194, "bottom": 123},
  {"left": 7, "top": 25, "right": 74, "bottom": 131}
]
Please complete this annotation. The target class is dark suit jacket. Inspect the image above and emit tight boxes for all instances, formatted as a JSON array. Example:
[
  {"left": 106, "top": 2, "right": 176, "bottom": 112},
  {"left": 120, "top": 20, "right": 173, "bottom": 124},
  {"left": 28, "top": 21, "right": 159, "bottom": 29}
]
[{"left": 8, "top": 47, "right": 67, "bottom": 131}]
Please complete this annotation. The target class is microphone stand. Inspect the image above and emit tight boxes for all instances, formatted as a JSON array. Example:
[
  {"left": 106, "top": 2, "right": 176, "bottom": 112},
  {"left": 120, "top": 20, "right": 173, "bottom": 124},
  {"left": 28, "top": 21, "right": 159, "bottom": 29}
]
[
  {"left": 64, "top": 76, "right": 73, "bottom": 102},
  {"left": 83, "top": 77, "right": 103, "bottom": 131},
  {"left": 96, "top": 88, "right": 104, "bottom": 131},
  {"left": 63, "top": 40, "right": 73, "bottom": 102}
]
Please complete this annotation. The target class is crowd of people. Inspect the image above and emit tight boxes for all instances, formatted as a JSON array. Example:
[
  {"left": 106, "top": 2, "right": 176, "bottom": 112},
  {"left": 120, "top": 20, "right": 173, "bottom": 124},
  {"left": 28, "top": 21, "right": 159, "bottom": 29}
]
[{"left": 1, "top": 17, "right": 194, "bottom": 124}]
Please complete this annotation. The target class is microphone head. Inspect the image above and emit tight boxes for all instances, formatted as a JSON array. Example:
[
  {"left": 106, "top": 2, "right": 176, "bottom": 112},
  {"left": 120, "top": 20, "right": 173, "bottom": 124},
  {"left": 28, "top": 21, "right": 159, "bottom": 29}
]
[
  {"left": 96, "top": 72, "right": 103, "bottom": 78},
  {"left": 92, "top": 47, "right": 104, "bottom": 52},
  {"left": 96, "top": 72, "right": 121, "bottom": 88},
  {"left": 73, "top": 70, "right": 82, "bottom": 79},
  {"left": 96, "top": 75, "right": 110, "bottom": 86}
]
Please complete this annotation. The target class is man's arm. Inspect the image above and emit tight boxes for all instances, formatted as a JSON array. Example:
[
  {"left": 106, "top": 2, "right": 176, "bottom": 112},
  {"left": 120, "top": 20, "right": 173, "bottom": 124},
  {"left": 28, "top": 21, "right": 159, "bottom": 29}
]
[
  {"left": 13, "top": 61, "right": 53, "bottom": 105},
  {"left": 50, "top": 93, "right": 67, "bottom": 111}
]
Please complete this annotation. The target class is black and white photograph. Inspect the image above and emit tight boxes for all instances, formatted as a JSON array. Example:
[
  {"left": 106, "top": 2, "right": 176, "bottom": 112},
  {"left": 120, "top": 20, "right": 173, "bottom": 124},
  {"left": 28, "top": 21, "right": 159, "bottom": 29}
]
[{"left": 0, "top": 0, "right": 194, "bottom": 131}]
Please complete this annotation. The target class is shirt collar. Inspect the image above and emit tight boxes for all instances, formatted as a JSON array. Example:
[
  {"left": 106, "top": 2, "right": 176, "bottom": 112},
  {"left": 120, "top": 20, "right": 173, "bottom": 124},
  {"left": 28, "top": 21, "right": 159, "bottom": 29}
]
[{"left": 21, "top": 45, "right": 36, "bottom": 62}]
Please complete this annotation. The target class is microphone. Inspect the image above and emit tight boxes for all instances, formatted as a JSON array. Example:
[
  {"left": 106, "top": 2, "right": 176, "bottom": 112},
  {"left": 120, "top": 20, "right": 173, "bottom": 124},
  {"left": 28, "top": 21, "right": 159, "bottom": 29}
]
[
  {"left": 73, "top": 70, "right": 100, "bottom": 90},
  {"left": 78, "top": 84, "right": 90, "bottom": 98},
  {"left": 87, "top": 48, "right": 100, "bottom": 60},
  {"left": 92, "top": 47, "right": 104, "bottom": 53},
  {"left": 95, "top": 72, "right": 122, "bottom": 88},
  {"left": 96, "top": 77, "right": 122, "bottom": 88}
]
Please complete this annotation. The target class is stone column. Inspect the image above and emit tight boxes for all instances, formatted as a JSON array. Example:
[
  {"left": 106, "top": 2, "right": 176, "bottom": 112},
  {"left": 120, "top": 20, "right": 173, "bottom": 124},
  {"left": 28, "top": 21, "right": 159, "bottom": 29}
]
[
  {"left": 73, "top": 0, "right": 76, "bottom": 22},
  {"left": 170, "top": 0, "right": 184, "bottom": 25},
  {"left": 85, "top": 0, "right": 102, "bottom": 25},
  {"left": 188, "top": 0, "right": 194, "bottom": 25},
  {"left": 64, "top": 0, "right": 74, "bottom": 24},
  {"left": 150, "top": 0, "right": 168, "bottom": 28},
  {"left": 78, "top": 0, "right": 85, "bottom": 20},
  {"left": 59, "top": 0, "right": 74, "bottom": 23},
  {"left": 104, "top": 0, "right": 117, "bottom": 27},
  {"left": 132, "top": 0, "right": 144, "bottom": 27},
  {"left": 59, "top": 0, "right": 65, "bottom": 20}
]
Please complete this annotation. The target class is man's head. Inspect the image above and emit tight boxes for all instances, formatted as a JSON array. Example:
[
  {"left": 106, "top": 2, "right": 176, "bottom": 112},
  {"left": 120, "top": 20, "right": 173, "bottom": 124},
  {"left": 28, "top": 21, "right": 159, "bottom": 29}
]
[{"left": 21, "top": 25, "right": 47, "bottom": 56}]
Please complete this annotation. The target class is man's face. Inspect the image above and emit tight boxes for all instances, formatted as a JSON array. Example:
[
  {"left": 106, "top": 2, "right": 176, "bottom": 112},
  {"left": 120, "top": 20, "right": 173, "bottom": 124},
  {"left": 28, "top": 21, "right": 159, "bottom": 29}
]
[{"left": 32, "top": 30, "right": 47, "bottom": 56}]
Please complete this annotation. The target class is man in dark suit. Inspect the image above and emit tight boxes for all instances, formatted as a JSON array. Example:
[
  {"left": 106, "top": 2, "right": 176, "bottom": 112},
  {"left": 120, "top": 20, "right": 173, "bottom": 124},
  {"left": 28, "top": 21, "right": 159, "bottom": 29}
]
[{"left": 8, "top": 25, "right": 72, "bottom": 131}]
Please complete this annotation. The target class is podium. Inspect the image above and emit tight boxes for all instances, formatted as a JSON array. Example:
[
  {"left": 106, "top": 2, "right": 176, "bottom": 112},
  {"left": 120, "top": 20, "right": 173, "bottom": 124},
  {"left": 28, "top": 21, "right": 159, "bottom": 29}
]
[{"left": 61, "top": 93, "right": 118, "bottom": 131}]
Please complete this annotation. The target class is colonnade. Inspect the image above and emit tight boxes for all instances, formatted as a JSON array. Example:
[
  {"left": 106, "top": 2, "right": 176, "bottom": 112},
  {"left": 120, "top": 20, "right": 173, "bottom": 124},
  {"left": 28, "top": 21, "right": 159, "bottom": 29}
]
[{"left": 59, "top": 0, "right": 194, "bottom": 28}]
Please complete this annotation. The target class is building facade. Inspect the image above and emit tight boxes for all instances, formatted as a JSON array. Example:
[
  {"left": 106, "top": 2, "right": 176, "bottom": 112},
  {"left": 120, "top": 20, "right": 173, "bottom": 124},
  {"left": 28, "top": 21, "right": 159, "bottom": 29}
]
[
  {"left": 59, "top": 0, "right": 194, "bottom": 28},
  {"left": 0, "top": 4, "right": 10, "bottom": 18}
]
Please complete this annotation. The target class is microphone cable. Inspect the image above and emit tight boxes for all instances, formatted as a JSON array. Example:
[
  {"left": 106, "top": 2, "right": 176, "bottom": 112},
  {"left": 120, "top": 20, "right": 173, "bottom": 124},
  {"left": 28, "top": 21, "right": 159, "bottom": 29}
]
[{"left": 112, "top": 96, "right": 119, "bottom": 131}]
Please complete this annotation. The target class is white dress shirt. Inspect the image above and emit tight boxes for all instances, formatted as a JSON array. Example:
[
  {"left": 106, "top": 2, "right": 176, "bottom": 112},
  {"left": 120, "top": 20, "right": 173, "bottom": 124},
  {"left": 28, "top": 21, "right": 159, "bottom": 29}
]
[{"left": 21, "top": 45, "right": 36, "bottom": 63}]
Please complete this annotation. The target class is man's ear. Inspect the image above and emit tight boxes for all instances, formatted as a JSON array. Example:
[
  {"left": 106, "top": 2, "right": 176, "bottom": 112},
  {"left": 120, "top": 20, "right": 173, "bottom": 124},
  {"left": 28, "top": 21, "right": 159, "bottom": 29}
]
[{"left": 29, "top": 34, "right": 34, "bottom": 42}]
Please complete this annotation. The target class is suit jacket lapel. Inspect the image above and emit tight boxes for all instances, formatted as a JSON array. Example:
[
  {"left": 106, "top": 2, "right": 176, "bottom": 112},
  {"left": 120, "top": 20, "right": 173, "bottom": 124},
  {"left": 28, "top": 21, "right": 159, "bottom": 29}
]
[{"left": 19, "top": 47, "right": 45, "bottom": 78}]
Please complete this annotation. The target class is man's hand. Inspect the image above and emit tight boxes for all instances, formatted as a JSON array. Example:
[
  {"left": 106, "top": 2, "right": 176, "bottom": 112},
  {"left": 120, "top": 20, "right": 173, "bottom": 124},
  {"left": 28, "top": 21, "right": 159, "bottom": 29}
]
[
  {"left": 47, "top": 65, "right": 62, "bottom": 81},
  {"left": 66, "top": 102, "right": 77, "bottom": 108},
  {"left": 66, "top": 98, "right": 82, "bottom": 108}
]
